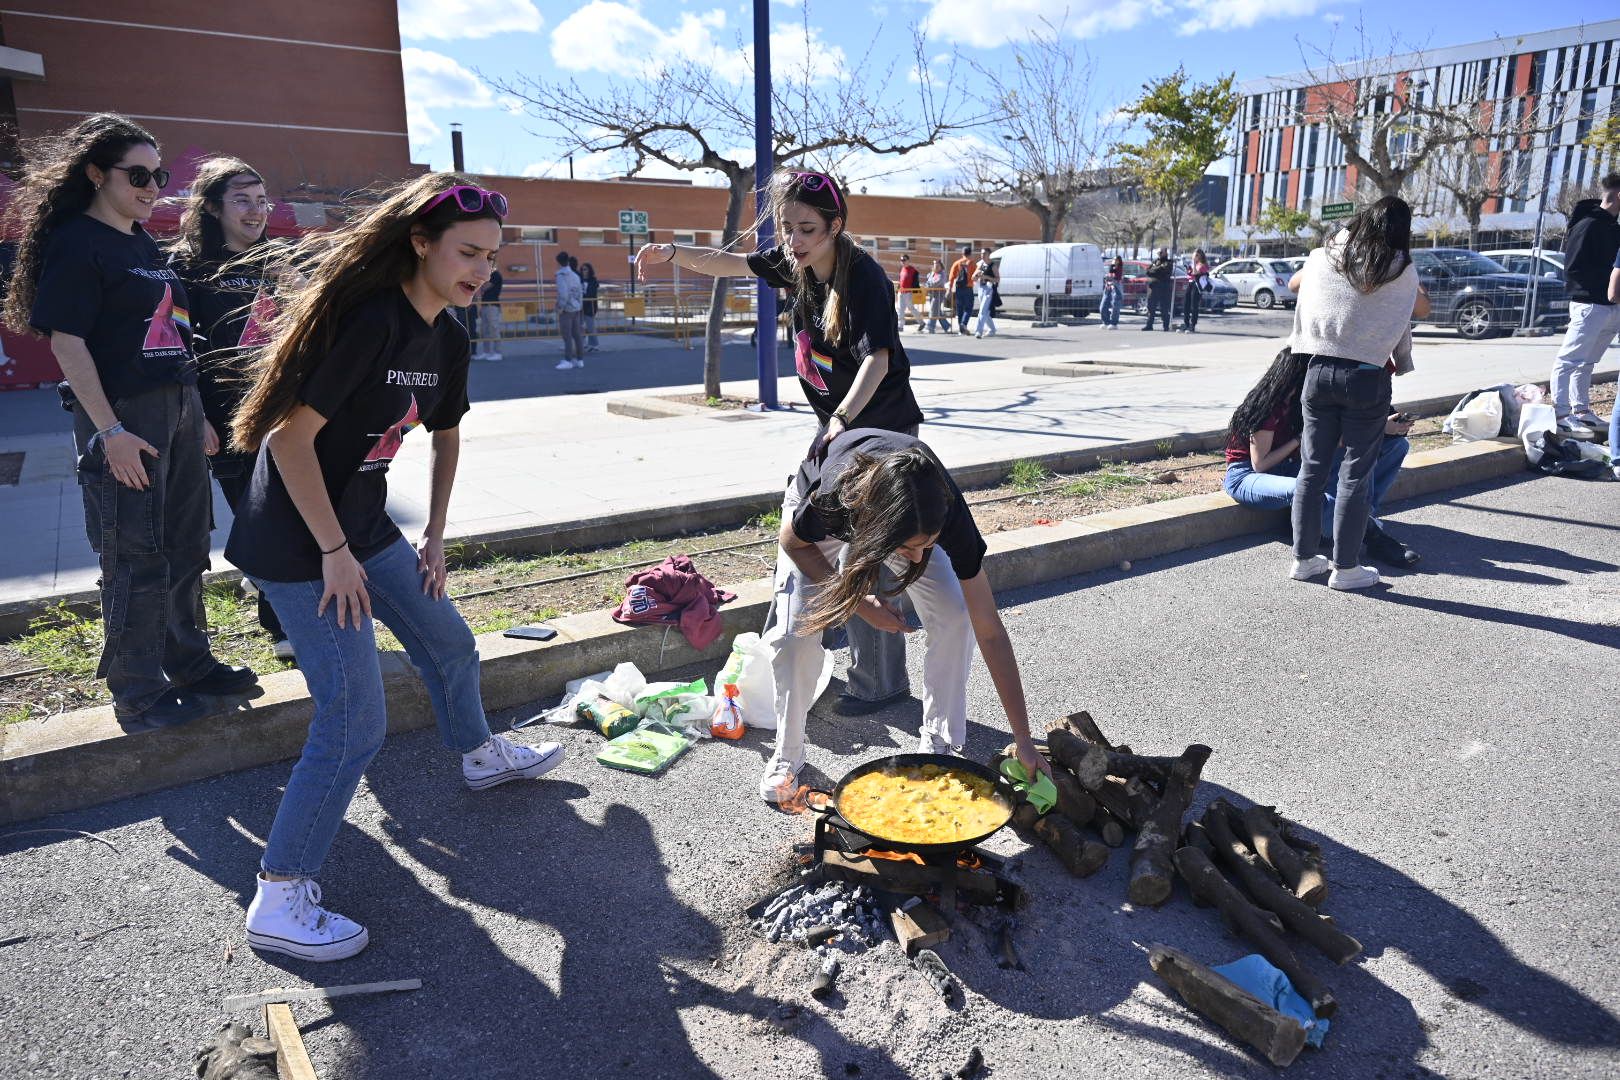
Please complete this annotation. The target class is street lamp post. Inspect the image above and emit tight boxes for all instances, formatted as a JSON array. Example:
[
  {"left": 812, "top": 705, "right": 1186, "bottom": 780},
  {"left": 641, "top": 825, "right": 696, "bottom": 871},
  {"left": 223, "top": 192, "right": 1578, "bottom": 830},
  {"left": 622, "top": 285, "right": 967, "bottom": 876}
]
[
  {"left": 1523, "top": 88, "right": 1565, "bottom": 334},
  {"left": 752, "top": 0, "right": 779, "bottom": 408}
]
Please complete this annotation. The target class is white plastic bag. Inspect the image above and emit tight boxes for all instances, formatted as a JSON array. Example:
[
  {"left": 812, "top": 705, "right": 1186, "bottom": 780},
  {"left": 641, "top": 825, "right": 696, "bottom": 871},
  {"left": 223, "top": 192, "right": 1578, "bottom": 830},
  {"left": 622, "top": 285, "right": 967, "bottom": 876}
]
[
  {"left": 1445, "top": 391, "right": 1503, "bottom": 443},
  {"left": 1518, "top": 402, "right": 1557, "bottom": 464},
  {"left": 713, "top": 630, "right": 832, "bottom": 731}
]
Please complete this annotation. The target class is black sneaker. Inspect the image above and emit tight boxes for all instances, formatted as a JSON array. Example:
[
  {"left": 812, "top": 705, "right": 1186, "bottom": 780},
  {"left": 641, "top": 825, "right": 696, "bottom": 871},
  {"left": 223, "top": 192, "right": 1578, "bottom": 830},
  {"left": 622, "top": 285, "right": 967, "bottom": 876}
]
[
  {"left": 184, "top": 663, "right": 260, "bottom": 696},
  {"left": 1365, "top": 528, "right": 1420, "bottom": 568},
  {"left": 116, "top": 691, "right": 209, "bottom": 733}
]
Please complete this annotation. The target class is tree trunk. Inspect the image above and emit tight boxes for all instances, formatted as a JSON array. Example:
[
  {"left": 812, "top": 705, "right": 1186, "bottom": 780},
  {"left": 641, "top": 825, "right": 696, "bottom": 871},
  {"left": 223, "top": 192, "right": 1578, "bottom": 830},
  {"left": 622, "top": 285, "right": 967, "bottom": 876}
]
[{"left": 703, "top": 174, "right": 751, "bottom": 400}]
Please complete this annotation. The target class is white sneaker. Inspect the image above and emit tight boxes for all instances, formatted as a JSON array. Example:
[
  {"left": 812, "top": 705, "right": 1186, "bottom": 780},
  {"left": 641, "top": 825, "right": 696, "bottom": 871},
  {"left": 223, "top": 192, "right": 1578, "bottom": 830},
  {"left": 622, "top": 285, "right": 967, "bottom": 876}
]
[
  {"left": 1557, "top": 417, "right": 1594, "bottom": 438},
  {"left": 917, "top": 730, "right": 960, "bottom": 755},
  {"left": 759, "top": 757, "right": 800, "bottom": 803},
  {"left": 1328, "top": 564, "right": 1381, "bottom": 591},
  {"left": 271, "top": 638, "right": 296, "bottom": 662},
  {"left": 463, "top": 734, "right": 564, "bottom": 790},
  {"left": 245, "top": 876, "right": 368, "bottom": 962},
  {"left": 485, "top": 353, "right": 502, "bottom": 363},
  {"left": 555, "top": 359, "right": 576, "bottom": 370},
  {"left": 1571, "top": 412, "right": 1603, "bottom": 430},
  {"left": 1290, "top": 555, "right": 1330, "bottom": 580}
]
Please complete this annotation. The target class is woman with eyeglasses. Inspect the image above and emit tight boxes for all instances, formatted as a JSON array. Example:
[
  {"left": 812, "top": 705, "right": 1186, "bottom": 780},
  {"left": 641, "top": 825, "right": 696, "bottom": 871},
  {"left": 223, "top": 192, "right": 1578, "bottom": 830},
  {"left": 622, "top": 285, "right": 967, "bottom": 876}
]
[
  {"left": 2, "top": 113, "right": 256, "bottom": 730},
  {"left": 224, "top": 174, "right": 564, "bottom": 961},
  {"left": 168, "top": 157, "right": 294, "bottom": 660},
  {"left": 635, "top": 168, "right": 932, "bottom": 789}
]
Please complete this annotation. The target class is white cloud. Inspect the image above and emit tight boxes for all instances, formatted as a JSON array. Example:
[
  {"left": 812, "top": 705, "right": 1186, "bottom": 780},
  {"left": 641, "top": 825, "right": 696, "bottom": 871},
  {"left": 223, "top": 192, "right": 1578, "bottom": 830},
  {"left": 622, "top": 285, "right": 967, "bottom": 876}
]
[
  {"left": 402, "top": 47, "right": 498, "bottom": 151},
  {"left": 1176, "top": 0, "right": 1325, "bottom": 35},
  {"left": 399, "top": 0, "right": 543, "bottom": 41},
  {"left": 548, "top": 2, "right": 843, "bottom": 85}
]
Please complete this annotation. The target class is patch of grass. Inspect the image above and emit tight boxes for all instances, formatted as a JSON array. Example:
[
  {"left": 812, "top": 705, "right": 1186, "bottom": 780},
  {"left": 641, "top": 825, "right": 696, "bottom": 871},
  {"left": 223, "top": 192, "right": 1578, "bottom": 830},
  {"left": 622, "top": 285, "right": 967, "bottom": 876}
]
[
  {"left": 470, "top": 608, "right": 520, "bottom": 634},
  {"left": 202, "top": 582, "right": 250, "bottom": 631},
  {"left": 532, "top": 606, "right": 561, "bottom": 622},
  {"left": 1155, "top": 438, "right": 1176, "bottom": 457},
  {"left": 752, "top": 508, "right": 781, "bottom": 531},
  {"left": 705, "top": 396, "right": 724, "bottom": 408},
  {"left": 1062, "top": 471, "right": 1150, "bottom": 498},
  {"left": 3, "top": 703, "right": 37, "bottom": 725},
  {"left": 1008, "top": 459, "right": 1051, "bottom": 493},
  {"left": 15, "top": 603, "right": 101, "bottom": 680}
]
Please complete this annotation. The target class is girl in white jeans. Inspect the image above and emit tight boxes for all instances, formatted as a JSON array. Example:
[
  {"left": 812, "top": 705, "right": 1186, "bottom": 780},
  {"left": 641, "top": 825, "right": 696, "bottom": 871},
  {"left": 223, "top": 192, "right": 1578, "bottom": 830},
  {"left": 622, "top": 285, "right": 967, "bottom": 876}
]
[{"left": 759, "top": 429, "right": 1050, "bottom": 801}]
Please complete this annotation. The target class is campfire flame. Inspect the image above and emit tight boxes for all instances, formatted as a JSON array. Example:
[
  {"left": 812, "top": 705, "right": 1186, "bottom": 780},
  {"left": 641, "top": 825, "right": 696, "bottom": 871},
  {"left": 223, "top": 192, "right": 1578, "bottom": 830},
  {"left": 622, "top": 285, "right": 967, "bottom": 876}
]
[
  {"left": 956, "top": 851, "right": 984, "bottom": 871},
  {"left": 775, "top": 782, "right": 813, "bottom": 814},
  {"left": 864, "top": 848, "right": 926, "bottom": 865}
]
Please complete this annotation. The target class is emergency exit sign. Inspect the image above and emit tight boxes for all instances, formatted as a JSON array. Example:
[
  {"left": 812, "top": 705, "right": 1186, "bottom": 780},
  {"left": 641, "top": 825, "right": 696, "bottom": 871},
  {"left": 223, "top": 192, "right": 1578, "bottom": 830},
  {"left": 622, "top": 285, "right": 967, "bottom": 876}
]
[
  {"left": 618, "top": 209, "right": 649, "bottom": 235},
  {"left": 1319, "top": 202, "right": 1354, "bottom": 222}
]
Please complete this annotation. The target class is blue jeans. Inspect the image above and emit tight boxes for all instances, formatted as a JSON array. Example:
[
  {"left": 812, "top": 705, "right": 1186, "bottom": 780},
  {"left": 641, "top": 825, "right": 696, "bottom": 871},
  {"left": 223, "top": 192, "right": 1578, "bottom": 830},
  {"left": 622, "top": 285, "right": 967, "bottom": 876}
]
[
  {"left": 975, "top": 286, "right": 996, "bottom": 335},
  {"left": 1100, "top": 284, "right": 1121, "bottom": 326},
  {"left": 253, "top": 536, "right": 491, "bottom": 878},
  {"left": 955, "top": 286, "right": 974, "bottom": 331},
  {"left": 1225, "top": 437, "right": 1409, "bottom": 538}
]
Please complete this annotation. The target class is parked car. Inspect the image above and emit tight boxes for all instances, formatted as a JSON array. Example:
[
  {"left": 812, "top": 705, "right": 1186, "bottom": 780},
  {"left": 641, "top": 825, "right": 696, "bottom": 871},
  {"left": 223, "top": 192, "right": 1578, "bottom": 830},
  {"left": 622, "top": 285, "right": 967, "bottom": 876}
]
[
  {"left": 1410, "top": 248, "right": 1569, "bottom": 339},
  {"left": 990, "top": 242, "right": 1105, "bottom": 318},
  {"left": 1481, "top": 248, "right": 1565, "bottom": 279},
  {"left": 1118, "top": 260, "right": 1235, "bottom": 316},
  {"left": 1210, "top": 258, "right": 1298, "bottom": 309}
]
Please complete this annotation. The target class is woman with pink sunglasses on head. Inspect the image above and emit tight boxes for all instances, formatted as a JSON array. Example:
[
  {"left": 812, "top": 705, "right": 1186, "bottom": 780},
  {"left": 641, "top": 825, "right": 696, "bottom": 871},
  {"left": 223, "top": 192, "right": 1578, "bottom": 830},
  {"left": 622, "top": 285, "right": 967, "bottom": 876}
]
[
  {"left": 224, "top": 174, "right": 565, "bottom": 961},
  {"left": 635, "top": 168, "right": 928, "bottom": 785}
]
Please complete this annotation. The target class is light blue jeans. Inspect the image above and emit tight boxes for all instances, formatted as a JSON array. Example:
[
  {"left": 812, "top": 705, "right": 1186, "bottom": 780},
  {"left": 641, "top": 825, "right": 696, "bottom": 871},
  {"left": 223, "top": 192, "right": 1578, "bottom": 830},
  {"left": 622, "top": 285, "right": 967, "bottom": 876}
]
[
  {"left": 1100, "top": 283, "right": 1121, "bottom": 326},
  {"left": 1224, "top": 436, "right": 1409, "bottom": 540},
  {"left": 975, "top": 284, "right": 996, "bottom": 335},
  {"left": 253, "top": 536, "right": 491, "bottom": 878}
]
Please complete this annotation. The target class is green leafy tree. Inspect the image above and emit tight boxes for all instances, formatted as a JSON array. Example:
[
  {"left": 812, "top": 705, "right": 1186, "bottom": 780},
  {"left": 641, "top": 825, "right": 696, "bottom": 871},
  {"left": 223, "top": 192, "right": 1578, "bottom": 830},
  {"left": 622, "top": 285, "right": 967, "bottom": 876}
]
[
  {"left": 1115, "top": 68, "right": 1238, "bottom": 255},
  {"left": 1258, "top": 199, "right": 1311, "bottom": 255}
]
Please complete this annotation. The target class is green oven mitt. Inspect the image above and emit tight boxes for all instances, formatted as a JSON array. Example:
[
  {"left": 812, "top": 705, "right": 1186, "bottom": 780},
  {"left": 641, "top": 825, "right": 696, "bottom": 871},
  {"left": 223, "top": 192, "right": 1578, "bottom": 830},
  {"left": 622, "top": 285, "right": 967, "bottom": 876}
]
[{"left": 1000, "top": 757, "right": 1058, "bottom": 815}]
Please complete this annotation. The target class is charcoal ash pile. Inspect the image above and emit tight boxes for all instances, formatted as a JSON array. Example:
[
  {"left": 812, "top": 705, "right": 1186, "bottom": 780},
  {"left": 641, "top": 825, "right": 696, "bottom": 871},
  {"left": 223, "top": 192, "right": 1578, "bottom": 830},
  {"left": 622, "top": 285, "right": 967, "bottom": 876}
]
[{"left": 754, "top": 879, "right": 886, "bottom": 950}]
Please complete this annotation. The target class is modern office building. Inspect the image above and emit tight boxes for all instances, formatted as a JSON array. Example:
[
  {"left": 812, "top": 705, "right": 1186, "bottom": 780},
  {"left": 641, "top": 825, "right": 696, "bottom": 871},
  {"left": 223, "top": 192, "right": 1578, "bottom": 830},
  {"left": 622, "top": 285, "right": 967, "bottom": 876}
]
[{"left": 1228, "top": 20, "right": 1620, "bottom": 245}]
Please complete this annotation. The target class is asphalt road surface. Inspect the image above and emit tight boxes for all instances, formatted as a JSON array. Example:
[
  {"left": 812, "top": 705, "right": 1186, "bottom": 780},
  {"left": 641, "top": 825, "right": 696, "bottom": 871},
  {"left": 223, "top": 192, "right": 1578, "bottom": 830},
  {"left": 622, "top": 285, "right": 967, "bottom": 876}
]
[{"left": 2, "top": 469, "right": 1616, "bottom": 1079}]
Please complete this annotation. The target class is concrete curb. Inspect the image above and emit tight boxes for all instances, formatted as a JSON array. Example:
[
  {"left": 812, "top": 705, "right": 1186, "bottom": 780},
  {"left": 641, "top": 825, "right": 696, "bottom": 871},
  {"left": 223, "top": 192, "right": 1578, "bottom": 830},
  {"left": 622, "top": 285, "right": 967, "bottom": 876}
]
[{"left": 0, "top": 437, "right": 1529, "bottom": 825}]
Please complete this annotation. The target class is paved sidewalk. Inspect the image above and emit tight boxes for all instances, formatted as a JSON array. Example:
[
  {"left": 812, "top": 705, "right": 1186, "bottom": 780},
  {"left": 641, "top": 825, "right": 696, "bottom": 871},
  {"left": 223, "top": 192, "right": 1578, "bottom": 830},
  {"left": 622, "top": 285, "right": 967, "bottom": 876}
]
[{"left": 0, "top": 327, "right": 1608, "bottom": 606}]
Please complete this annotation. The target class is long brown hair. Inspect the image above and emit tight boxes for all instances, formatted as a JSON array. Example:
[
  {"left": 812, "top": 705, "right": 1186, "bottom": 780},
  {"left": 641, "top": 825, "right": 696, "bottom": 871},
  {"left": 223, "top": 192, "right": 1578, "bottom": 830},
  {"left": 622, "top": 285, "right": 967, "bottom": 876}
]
[
  {"left": 1, "top": 113, "right": 158, "bottom": 334},
  {"left": 799, "top": 447, "right": 953, "bottom": 635},
  {"left": 761, "top": 169, "right": 864, "bottom": 346},
  {"left": 1333, "top": 196, "right": 1412, "bottom": 293},
  {"left": 170, "top": 155, "right": 265, "bottom": 263},
  {"left": 230, "top": 172, "right": 500, "bottom": 452}
]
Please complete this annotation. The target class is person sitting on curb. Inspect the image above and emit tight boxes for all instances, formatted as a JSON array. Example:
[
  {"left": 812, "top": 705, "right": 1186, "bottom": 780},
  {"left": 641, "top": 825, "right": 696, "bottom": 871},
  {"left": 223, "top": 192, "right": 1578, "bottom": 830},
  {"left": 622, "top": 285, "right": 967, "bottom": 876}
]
[
  {"left": 1224, "top": 347, "right": 1420, "bottom": 569},
  {"left": 758, "top": 427, "right": 1052, "bottom": 803}
]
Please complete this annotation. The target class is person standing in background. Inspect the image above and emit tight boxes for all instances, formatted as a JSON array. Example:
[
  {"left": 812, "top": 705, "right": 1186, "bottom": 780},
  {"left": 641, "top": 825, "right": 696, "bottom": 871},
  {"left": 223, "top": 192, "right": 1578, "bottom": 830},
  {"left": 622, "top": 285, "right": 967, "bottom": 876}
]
[
  {"left": 924, "top": 258, "right": 951, "bottom": 333},
  {"left": 1142, "top": 248, "right": 1173, "bottom": 332},
  {"left": 973, "top": 249, "right": 998, "bottom": 338},
  {"left": 1101, "top": 255, "right": 1124, "bottom": 329},
  {"left": 1180, "top": 248, "right": 1210, "bottom": 333},
  {"left": 474, "top": 266, "right": 503, "bottom": 362},
  {"left": 554, "top": 251, "right": 585, "bottom": 370},
  {"left": 580, "top": 261, "right": 601, "bottom": 353},
  {"left": 168, "top": 155, "right": 294, "bottom": 661},
  {"left": 1549, "top": 172, "right": 1620, "bottom": 438},
  {"left": 949, "top": 244, "right": 975, "bottom": 334},
  {"left": 4, "top": 113, "right": 257, "bottom": 729},
  {"left": 896, "top": 253, "right": 921, "bottom": 331}
]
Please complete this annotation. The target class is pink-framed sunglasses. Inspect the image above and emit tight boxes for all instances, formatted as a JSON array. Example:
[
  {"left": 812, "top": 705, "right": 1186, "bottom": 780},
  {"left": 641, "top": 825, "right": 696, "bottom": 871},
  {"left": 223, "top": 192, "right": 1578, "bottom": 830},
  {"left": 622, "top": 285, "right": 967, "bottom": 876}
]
[
  {"left": 418, "top": 183, "right": 508, "bottom": 220},
  {"left": 789, "top": 170, "right": 844, "bottom": 215}
]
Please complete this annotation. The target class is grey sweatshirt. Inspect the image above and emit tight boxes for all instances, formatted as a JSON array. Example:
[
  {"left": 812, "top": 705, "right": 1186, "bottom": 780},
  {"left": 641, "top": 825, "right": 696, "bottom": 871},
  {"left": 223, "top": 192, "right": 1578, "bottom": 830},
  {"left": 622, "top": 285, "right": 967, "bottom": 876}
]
[{"left": 1288, "top": 235, "right": 1418, "bottom": 374}]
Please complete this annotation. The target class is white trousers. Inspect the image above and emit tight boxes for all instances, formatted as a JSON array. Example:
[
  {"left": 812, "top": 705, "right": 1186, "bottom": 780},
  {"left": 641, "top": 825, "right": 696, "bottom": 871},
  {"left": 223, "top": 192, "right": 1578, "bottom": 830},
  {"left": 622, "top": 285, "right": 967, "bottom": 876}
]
[
  {"left": 897, "top": 291, "right": 921, "bottom": 326},
  {"left": 765, "top": 485, "right": 973, "bottom": 769},
  {"left": 1550, "top": 301, "right": 1620, "bottom": 416}
]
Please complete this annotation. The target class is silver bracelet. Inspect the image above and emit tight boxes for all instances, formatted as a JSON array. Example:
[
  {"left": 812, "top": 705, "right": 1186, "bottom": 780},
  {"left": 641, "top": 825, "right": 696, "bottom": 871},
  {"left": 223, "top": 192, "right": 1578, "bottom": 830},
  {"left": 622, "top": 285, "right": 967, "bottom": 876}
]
[{"left": 91, "top": 421, "right": 124, "bottom": 451}]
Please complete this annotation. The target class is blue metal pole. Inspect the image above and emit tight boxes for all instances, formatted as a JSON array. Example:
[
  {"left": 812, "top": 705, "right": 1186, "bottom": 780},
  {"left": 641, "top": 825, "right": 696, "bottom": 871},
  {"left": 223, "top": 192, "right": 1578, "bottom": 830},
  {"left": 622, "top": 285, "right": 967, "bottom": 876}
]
[{"left": 752, "top": 0, "right": 779, "bottom": 408}]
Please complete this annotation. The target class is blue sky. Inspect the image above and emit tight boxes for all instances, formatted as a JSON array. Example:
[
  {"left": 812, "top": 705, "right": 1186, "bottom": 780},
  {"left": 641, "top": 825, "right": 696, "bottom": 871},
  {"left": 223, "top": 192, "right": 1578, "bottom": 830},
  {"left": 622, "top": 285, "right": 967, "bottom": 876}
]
[{"left": 398, "top": 0, "right": 1592, "bottom": 192}]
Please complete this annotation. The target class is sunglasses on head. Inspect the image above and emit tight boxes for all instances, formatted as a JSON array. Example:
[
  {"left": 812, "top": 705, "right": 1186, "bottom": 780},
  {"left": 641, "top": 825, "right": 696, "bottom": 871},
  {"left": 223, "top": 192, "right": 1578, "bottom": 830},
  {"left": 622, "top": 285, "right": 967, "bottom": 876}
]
[
  {"left": 109, "top": 164, "right": 171, "bottom": 190},
  {"left": 789, "top": 170, "right": 844, "bottom": 215},
  {"left": 418, "top": 184, "right": 508, "bottom": 220}
]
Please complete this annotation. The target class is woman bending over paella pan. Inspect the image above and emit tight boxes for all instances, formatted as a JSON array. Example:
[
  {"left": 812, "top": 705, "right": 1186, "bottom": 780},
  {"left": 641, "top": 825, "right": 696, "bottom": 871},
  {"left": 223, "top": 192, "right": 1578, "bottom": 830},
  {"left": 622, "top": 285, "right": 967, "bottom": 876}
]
[{"left": 760, "top": 427, "right": 1053, "bottom": 803}]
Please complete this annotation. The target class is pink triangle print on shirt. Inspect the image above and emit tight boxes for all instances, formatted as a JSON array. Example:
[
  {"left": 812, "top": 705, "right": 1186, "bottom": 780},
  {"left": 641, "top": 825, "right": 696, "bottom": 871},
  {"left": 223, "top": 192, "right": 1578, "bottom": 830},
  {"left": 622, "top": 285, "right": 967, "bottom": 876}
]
[
  {"left": 142, "top": 282, "right": 189, "bottom": 352},
  {"left": 238, "top": 291, "right": 277, "bottom": 349},
  {"left": 794, "top": 330, "right": 833, "bottom": 393},
  {"left": 361, "top": 395, "right": 420, "bottom": 471}
]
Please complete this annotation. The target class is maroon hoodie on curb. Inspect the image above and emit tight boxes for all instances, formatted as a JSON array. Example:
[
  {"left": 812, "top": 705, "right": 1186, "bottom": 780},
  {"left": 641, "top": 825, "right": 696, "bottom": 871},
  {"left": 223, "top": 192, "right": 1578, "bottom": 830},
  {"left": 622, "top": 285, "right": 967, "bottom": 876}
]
[{"left": 610, "top": 556, "right": 737, "bottom": 650}]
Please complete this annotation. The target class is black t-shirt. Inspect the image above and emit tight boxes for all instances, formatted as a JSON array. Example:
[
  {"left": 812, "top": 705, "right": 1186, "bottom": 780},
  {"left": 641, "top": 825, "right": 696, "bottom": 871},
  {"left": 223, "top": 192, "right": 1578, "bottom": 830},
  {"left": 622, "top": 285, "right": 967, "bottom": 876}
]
[
  {"left": 170, "top": 251, "right": 273, "bottom": 436},
  {"left": 790, "top": 429, "right": 986, "bottom": 580},
  {"left": 30, "top": 214, "right": 196, "bottom": 401},
  {"left": 225, "top": 288, "right": 471, "bottom": 582},
  {"left": 746, "top": 247, "right": 923, "bottom": 433}
]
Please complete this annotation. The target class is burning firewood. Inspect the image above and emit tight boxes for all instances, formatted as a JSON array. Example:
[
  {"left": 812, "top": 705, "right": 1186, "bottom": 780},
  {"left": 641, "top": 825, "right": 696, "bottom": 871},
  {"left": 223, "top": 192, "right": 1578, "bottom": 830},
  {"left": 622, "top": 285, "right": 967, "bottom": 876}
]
[
  {"left": 1236, "top": 804, "right": 1328, "bottom": 907},
  {"left": 1173, "top": 845, "right": 1337, "bottom": 1018},
  {"left": 1202, "top": 802, "right": 1361, "bottom": 966},
  {"left": 1148, "top": 944, "right": 1308, "bottom": 1067},
  {"left": 1127, "top": 744, "right": 1212, "bottom": 907}
]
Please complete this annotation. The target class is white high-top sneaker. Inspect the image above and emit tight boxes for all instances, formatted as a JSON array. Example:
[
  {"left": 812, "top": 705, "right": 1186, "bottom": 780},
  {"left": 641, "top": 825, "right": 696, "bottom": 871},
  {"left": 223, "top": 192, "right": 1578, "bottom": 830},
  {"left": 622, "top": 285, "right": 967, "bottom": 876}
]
[
  {"left": 245, "top": 876, "right": 368, "bottom": 962},
  {"left": 462, "top": 734, "right": 564, "bottom": 791}
]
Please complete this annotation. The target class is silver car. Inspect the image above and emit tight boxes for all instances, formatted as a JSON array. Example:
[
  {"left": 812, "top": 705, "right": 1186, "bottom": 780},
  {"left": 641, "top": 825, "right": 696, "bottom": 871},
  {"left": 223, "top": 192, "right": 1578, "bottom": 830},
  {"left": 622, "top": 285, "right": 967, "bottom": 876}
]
[
  {"left": 1481, "top": 249, "right": 1564, "bottom": 279},
  {"left": 1212, "top": 258, "right": 1298, "bottom": 309}
]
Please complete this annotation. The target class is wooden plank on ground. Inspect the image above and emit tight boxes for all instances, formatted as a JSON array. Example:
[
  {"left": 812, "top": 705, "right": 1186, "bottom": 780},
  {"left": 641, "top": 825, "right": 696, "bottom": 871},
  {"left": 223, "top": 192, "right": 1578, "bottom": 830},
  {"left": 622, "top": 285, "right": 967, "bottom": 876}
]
[
  {"left": 223, "top": 978, "right": 422, "bottom": 1013},
  {"left": 263, "top": 1003, "right": 318, "bottom": 1080}
]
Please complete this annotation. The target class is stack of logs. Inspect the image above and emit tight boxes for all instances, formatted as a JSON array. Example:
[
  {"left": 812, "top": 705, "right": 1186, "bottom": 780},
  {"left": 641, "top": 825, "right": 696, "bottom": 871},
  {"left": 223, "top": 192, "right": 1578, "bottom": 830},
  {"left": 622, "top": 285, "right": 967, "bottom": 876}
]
[{"left": 991, "top": 711, "right": 1213, "bottom": 908}]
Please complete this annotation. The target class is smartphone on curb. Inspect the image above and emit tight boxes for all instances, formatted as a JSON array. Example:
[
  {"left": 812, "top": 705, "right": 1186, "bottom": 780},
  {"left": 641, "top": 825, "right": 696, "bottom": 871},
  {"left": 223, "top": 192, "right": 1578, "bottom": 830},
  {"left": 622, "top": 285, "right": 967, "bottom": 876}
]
[{"left": 503, "top": 625, "right": 558, "bottom": 642}]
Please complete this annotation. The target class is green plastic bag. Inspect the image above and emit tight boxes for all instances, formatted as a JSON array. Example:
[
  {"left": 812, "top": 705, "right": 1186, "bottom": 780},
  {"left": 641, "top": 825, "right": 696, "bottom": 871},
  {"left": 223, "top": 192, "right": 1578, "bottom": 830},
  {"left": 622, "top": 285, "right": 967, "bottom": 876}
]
[{"left": 595, "top": 724, "right": 693, "bottom": 775}]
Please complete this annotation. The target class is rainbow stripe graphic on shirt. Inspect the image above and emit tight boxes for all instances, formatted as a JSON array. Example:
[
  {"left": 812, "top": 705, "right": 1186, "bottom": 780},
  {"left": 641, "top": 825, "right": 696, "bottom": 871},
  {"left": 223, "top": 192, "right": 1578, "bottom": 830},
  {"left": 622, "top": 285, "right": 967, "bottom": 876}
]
[
  {"left": 141, "top": 282, "right": 188, "bottom": 352},
  {"left": 794, "top": 329, "right": 832, "bottom": 393}
]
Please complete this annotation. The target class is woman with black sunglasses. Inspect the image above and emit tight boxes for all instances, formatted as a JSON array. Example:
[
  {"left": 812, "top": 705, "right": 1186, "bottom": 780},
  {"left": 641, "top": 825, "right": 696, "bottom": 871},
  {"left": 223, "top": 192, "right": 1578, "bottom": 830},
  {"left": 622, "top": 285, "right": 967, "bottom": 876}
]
[
  {"left": 2, "top": 113, "right": 256, "bottom": 730},
  {"left": 224, "top": 173, "right": 561, "bottom": 961},
  {"left": 635, "top": 168, "right": 927, "bottom": 765}
]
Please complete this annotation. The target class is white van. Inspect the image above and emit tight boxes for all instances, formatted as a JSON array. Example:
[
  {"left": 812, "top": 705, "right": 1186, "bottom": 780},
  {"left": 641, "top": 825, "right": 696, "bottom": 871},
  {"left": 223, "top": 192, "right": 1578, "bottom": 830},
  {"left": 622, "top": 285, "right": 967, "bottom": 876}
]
[{"left": 990, "top": 243, "right": 1105, "bottom": 318}]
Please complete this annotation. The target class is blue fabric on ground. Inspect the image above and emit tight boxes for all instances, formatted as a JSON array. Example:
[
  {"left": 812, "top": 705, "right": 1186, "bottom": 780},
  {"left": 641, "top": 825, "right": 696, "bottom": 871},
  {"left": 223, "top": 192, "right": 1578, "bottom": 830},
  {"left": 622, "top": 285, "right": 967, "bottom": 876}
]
[{"left": 1212, "top": 954, "right": 1330, "bottom": 1048}]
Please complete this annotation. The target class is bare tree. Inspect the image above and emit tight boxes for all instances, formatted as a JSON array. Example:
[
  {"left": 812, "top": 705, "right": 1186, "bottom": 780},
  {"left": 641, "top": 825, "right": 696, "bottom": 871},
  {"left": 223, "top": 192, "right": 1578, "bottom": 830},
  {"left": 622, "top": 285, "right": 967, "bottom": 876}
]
[
  {"left": 488, "top": 20, "right": 975, "bottom": 397},
  {"left": 1070, "top": 179, "right": 1161, "bottom": 256},
  {"left": 957, "top": 23, "right": 1121, "bottom": 243}
]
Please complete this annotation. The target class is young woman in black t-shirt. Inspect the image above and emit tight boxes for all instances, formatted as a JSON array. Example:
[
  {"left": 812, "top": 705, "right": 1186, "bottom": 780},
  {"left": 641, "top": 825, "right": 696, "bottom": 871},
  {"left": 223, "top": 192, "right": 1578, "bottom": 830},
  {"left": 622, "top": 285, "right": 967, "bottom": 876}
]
[
  {"left": 3, "top": 113, "right": 256, "bottom": 729},
  {"left": 760, "top": 428, "right": 1052, "bottom": 802},
  {"left": 225, "top": 174, "right": 565, "bottom": 962},
  {"left": 634, "top": 169, "right": 923, "bottom": 715},
  {"left": 168, "top": 156, "right": 293, "bottom": 657}
]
